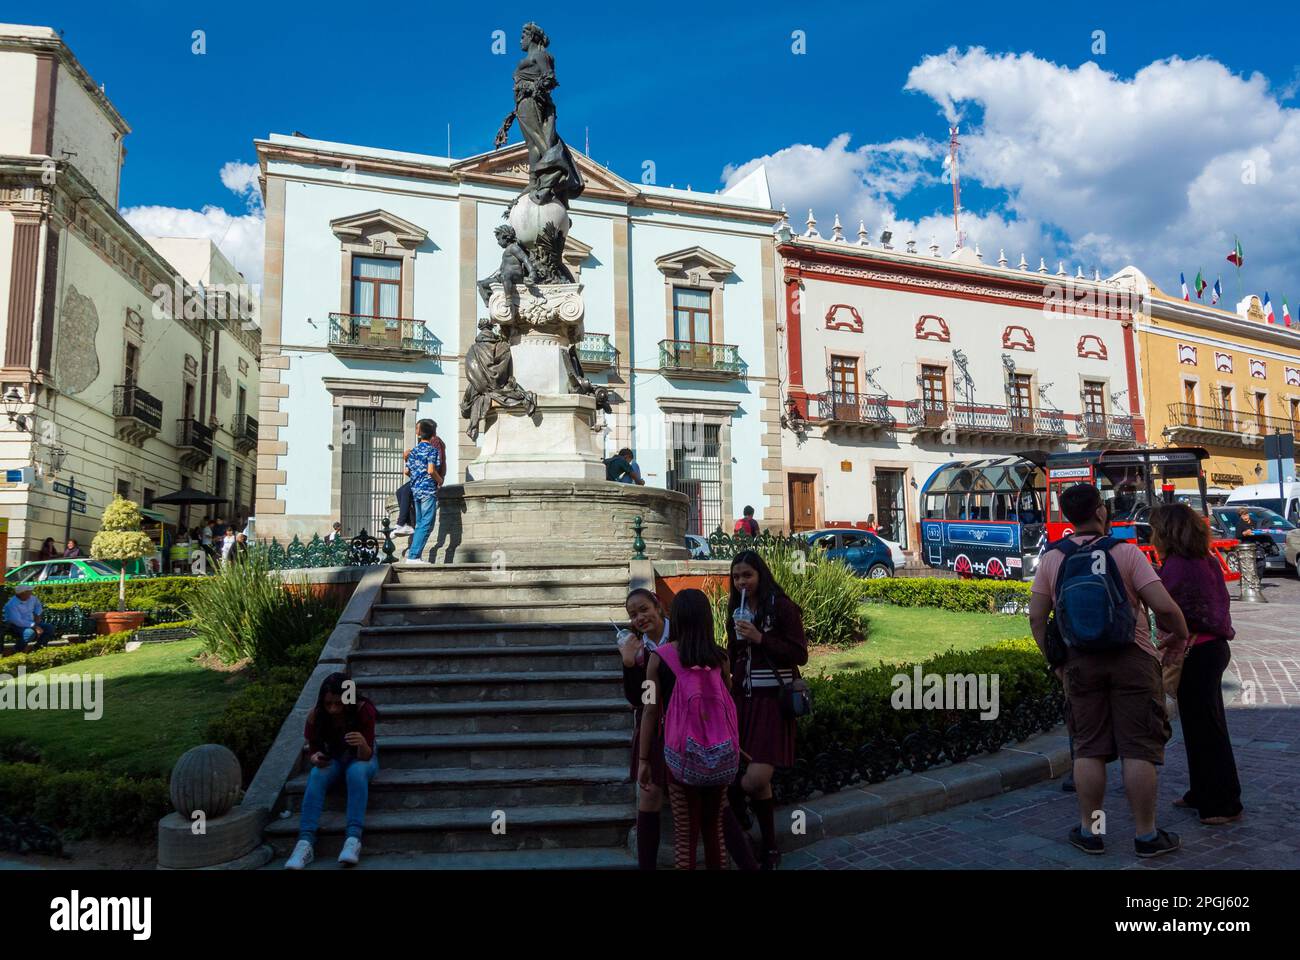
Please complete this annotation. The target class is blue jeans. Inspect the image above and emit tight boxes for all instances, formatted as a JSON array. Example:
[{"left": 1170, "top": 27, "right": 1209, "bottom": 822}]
[
  {"left": 297, "top": 751, "right": 379, "bottom": 845},
  {"left": 10, "top": 625, "right": 46, "bottom": 653},
  {"left": 395, "top": 481, "right": 413, "bottom": 527},
  {"left": 408, "top": 495, "right": 438, "bottom": 560}
]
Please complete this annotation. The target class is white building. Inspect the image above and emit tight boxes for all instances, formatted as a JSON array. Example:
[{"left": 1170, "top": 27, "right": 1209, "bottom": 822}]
[
  {"left": 777, "top": 221, "right": 1144, "bottom": 551},
  {"left": 0, "top": 24, "right": 260, "bottom": 567},
  {"left": 254, "top": 134, "right": 784, "bottom": 541}
]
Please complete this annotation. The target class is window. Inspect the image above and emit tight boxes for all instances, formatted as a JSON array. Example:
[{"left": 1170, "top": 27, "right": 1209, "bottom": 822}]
[
  {"left": 351, "top": 257, "right": 401, "bottom": 318},
  {"left": 215, "top": 457, "right": 229, "bottom": 502},
  {"left": 1254, "top": 392, "right": 1268, "bottom": 433},
  {"left": 672, "top": 287, "right": 712, "bottom": 343},
  {"left": 237, "top": 384, "right": 247, "bottom": 420},
  {"left": 341, "top": 406, "right": 406, "bottom": 536},
  {"left": 921, "top": 365, "right": 946, "bottom": 406},
  {"left": 1219, "top": 385, "right": 1233, "bottom": 411},
  {"left": 666, "top": 420, "right": 722, "bottom": 536},
  {"left": 830, "top": 356, "right": 858, "bottom": 401},
  {"left": 183, "top": 383, "right": 196, "bottom": 422},
  {"left": 1290, "top": 398, "right": 1300, "bottom": 428},
  {"left": 143, "top": 487, "right": 155, "bottom": 509},
  {"left": 234, "top": 466, "right": 243, "bottom": 514},
  {"left": 124, "top": 343, "right": 139, "bottom": 386},
  {"left": 1082, "top": 380, "right": 1106, "bottom": 437},
  {"left": 116, "top": 479, "right": 131, "bottom": 500},
  {"left": 1009, "top": 374, "right": 1034, "bottom": 417}
]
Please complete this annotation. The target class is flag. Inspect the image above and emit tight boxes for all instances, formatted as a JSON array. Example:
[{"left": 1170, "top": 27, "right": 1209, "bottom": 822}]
[
  {"left": 1194, "top": 269, "right": 1207, "bottom": 299},
  {"left": 1227, "top": 237, "right": 1243, "bottom": 267},
  {"left": 1284, "top": 296, "right": 1293, "bottom": 328},
  {"left": 1263, "top": 291, "right": 1275, "bottom": 324},
  {"left": 1181, "top": 272, "right": 1189, "bottom": 300},
  {"left": 1211, "top": 277, "right": 1222, "bottom": 305}
]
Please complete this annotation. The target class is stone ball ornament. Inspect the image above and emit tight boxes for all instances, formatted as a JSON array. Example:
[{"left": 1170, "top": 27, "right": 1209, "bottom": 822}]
[{"left": 169, "top": 743, "right": 242, "bottom": 819}]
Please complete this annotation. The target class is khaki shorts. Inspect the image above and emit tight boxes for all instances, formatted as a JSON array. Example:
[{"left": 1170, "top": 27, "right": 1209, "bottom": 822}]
[{"left": 1063, "top": 642, "right": 1170, "bottom": 764}]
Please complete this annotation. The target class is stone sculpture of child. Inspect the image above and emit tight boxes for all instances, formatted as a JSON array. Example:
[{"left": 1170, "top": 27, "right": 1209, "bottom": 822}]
[{"left": 477, "top": 224, "right": 535, "bottom": 307}]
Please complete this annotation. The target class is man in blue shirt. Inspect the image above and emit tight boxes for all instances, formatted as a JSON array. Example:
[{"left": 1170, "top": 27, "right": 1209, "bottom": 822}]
[
  {"left": 4, "top": 585, "right": 47, "bottom": 652},
  {"left": 405, "top": 419, "right": 444, "bottom": 563}
]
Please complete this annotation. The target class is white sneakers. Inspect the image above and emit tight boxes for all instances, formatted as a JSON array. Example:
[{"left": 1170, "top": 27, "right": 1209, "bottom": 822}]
[
  {"left": 404, "top": 556, "right": 430, "bottom": 564},
  {"left": 338, "top": 837, "right": 362, "bottom": 866},
  {"left": 391, "top": 524, "right": 415, "bottom": 536},
  {"left": 284, "top": 837, "right": 362, "bottom": 868},
  {"left": 284, "top": 839, "right": 313, "bottom": 870}
]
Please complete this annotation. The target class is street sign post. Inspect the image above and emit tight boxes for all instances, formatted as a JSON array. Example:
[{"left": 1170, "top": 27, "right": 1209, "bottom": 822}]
[
  {"left": 60, "top": 476, "right": 87, "bottom": 540},
  {"left": 1263, "top": 433, "right": 1295, "bottom": 512}
]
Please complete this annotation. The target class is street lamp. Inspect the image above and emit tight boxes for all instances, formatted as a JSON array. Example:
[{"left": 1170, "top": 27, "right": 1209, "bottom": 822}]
[
  {"left": 45, "top": 445, "right": 67, "bottom": 474},
  {"left": 3, "top": 386, "right": 32, "bottom": 432}
]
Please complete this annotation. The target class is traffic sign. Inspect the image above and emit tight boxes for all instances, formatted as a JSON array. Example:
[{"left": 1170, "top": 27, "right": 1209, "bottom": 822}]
[
  {"left": 53, "top": 482, "right": 87, "bottom": 500},
  {"left": 70, "top": 502, "right": 87, "bottom": 514}
]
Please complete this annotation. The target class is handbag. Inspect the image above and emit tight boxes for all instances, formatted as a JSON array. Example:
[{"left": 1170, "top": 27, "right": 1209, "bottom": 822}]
[
  {"left": 1044, "top": 614, "right": 1068, "bottom": 668},
  {"left": 762, "top": 648, "right": 813, "bottom": 720}
]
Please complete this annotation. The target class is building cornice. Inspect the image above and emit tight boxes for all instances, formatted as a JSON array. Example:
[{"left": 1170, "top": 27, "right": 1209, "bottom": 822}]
[
  {"left": 0, "top": 27, "right": 131, "bottom": 135},
  {"left": 1147, "top": 295, "right": 1300, "bottom": 354}
]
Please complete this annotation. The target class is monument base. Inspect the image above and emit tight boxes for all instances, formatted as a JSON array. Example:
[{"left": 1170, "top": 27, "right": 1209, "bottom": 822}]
[
  {"left": 468, "top": 393, "right": 606, "bottom": 482},
  {"left": 429, "top": 480, "right": 690, "bottom": 564}
]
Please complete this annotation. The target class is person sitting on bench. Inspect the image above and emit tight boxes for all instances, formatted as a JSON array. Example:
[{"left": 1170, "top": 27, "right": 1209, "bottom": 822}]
[{"left": 4, "top": 584, "right": 48, "bottom": 652}]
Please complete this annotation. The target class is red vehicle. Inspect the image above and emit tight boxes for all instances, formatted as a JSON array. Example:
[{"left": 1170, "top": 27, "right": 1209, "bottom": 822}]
[{"left": 1043, "top": 447, "right": 1240, "bottom": 581}]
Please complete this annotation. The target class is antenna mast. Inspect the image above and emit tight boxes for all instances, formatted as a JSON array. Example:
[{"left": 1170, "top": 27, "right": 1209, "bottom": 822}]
[{"left": 949, "top": 125, "right": 962, "bottom": 249}]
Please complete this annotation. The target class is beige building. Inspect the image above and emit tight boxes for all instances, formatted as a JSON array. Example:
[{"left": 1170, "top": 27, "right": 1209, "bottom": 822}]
[{"left": 0, "top": 24, "right": 260, "bottom": 568}]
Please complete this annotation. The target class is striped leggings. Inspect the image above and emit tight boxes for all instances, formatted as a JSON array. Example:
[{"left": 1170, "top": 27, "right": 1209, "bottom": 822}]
[{"left": 667, "top": 779, "right": 728, "bottom": 870}]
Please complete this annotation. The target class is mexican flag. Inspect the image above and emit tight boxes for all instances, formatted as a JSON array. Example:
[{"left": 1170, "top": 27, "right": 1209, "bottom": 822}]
[
  {"left": 1263, "top": 291, "right": 1275, "bottom": 324},
  {"left": 1211, "top": 277, "right": 1222, "bottom": 305},
  {"left": 1227, "top": 238, "right": 1244, "bottom": 267},
  {"left": 1194, "top": 270, "right": 1207, "bottom": 299},
  {"left": 1181, "top": 272, "right": 1190, "bottom": 300}
]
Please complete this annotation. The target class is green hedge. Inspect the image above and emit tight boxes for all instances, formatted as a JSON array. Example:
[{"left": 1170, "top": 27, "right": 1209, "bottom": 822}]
[
  {"left": 861, "top": 577, "right": 1033, "bottom": 613},
  {"left": 0, "top": 761, "right": 169, "bottom": 839},
  {"left": 798, "top": 638, "right": 1056, "bottom": 759},
  {"left": 0, "top": 629, "right": 133, "bottom": 675},
  {"left": 1, "top": 576, "right": 203, "bottom": 612}
]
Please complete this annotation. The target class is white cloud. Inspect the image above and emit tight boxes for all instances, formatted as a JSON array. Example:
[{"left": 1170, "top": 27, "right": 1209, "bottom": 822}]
[
  {"left": 121, "top": 161, "right": 265, "bottom": 287},
  {"left": 726, "top": 48, "right": 1300, "bottom": 299}
]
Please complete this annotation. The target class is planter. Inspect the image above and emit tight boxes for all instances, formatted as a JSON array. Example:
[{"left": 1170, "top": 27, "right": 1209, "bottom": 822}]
[{"left": 92, "top": 610, "right": 148, "bottom": 635}]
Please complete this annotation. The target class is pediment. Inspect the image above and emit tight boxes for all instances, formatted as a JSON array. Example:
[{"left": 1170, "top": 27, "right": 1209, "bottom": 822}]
[
  {"left": 452, "top": 143, "right": 640, "bottom": 202},
  {"left": 654, "top": 245, "right": 736, "bottom": 283},
  {"left": 330, "top": 209, "right": 428, "bottom": 250},
  {"left": 563, "top": 235, "right": 593, "bottom": 279}
]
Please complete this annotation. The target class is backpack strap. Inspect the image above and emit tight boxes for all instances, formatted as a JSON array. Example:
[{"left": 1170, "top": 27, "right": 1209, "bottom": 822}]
[{"left": 655, "top": 642, "right": 682, "bottom": 678}]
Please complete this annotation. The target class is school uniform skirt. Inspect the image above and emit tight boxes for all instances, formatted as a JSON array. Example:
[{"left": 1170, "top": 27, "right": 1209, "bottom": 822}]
[
  {"left": 735, "top": 689, "right": 796, "bottom": 768},
  {"left": 629, "top": 712, "right": 667, "bottom": 788}
]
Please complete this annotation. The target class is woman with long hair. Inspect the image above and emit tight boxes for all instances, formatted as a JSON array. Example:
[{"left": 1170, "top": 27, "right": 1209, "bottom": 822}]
[
  {"left": 619, "top": 587, "right": 670, "bottom": 869},
  {"left": 1149, "top": 503, "right": 1243, "bottom": 825},
  {"left": 726, "top": 549, "right": 808, "bottom": 869},
  {"left": 36, "top": 537, "right": 59, "bottom": 561},
  {"left": 285, "top": 672, "right": 380, "bottom": 869}
]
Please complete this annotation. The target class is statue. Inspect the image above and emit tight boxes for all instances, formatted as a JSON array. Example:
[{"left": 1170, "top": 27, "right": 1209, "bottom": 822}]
[
  {"left": 478, "top": 224, "right": 535, "bottom": 309},
  {"left": 460, "top": 318, "right": 537, "bottom": 441},
  {"left": 565, "top": 345, "right": 612, "bottom": 413},
  {"left": 494, "top": 22, "right": 585, "bottom": 208}
]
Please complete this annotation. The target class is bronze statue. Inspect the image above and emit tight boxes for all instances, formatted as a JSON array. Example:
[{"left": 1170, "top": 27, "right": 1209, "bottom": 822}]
[
  {"left": 478, "top": 224, "right": 535, "bottom": 308},
  {"left": 460, "top": 318, "right": 537, "bottom": 441},
  {"left": 494, "top": 22, "right": 585, "bottom": 207},
  {"left": 565, "top": 344, "right": 611, "bottom": 413}
]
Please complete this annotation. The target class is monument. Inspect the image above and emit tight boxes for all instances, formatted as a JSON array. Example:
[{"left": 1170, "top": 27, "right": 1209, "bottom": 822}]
[{"left": 432, "top": 22, "right": 687, "bottom": 562}]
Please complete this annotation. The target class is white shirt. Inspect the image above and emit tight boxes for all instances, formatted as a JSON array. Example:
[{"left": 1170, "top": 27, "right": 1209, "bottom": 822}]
[
  {"left": 221, "top": 534, "right": 236, "bottom": 559},
  {"left": 201, "top": 525, "right": 213, "bottom": 546},
  {"left": 4, "top": 594, "right": 42, "bottom": 629}
]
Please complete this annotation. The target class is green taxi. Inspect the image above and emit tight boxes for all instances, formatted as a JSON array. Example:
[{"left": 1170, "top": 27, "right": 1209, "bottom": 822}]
[{"left": 4, "top": 558, "right": 147, "bottom": 586}]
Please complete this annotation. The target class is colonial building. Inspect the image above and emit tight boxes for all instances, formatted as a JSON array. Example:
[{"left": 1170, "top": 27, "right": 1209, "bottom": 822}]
[
  {"left": 253, "top": 133, "right": 783, "bottom": 541},
  {"left": 1114, "top": 267, "right": 1300, "bottom": 504},
  {"left": 0, "top": 24, "right": 260, "bottom": 567},
  {"left": 776, "top": 215, "right": 1144, "bottom": 550}
]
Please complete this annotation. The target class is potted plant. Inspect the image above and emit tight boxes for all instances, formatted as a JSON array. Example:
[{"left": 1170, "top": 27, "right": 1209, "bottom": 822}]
[{"left": 90, "top": 495, "right": 156, "bottom": 634}]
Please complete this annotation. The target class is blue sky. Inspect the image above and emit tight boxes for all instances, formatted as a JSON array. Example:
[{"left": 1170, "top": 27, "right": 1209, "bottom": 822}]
[{"left": 13, "top": 0, "right": 1300, "bottom": 304}]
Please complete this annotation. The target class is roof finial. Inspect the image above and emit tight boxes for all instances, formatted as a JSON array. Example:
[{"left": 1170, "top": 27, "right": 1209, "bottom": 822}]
[
  {"left": 906, "top": 233, "right": 917, "bottom": 254},
  {"left": 1076, "top": 265, "right": 1084, "bottom": 279},
  {"left": 804, "top": 209, "right": 820, "bottom": 239},
  {"left": 973, "top": 242, "right": 982, "bottom": 262},
  {"left": 930, "top": 236, "right": 941, "bottom": 257},
  {"left": 1038, "top": 257, "right": 1048, "bottom": 274},
  {"left": 857, "top": 220, "right": 869, "bottom": 246},
  {"left": 831, "top": 213, "right": 845, "bottom": 242},
  {"left": 1018, "top": 253, "right": 1028, "bottom": 271},
  {"left": 998, "top": 249, "right": 1008, "bottom": 268},
  {"left": 1094, "top": 267, "right": 1102, "bottom": 281},
  {"left": 1056, "top": 260, "right": 1067, "bottom": 277}
]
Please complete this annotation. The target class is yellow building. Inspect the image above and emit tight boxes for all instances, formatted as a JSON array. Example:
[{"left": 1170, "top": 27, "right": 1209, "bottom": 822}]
[{"left": 1115, "top": 267, "right": 1300, "bottom": 498}]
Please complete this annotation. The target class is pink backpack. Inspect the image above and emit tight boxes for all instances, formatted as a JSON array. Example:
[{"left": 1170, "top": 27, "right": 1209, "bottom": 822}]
[{"left": 657, "top": 643, "right": 740, "bottom": 787}]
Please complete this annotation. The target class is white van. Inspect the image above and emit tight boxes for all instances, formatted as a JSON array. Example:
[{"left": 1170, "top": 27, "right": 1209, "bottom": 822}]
[{"left": 1226, "top": 481, "right": 1300, "bottom": 525}]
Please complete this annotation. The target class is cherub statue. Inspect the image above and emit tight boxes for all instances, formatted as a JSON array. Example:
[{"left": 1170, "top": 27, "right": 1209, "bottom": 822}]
[{"left": 477, "top": 224, "right": 534, "bottom": 308}]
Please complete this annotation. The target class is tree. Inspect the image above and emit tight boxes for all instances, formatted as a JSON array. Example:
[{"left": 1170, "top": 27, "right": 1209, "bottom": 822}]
[{"left": 90, "top": 496, "right": 155, "bottom": 612}]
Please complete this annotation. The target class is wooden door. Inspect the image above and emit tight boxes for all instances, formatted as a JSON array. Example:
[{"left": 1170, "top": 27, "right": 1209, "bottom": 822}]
[{"left": 788, "top": 474, "right": 817, "bottom": 532}]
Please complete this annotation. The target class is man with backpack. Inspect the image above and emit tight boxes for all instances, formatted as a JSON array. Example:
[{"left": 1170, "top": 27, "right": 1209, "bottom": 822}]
[{"left": 1029, "top": 483, "right": 1190, "bottom": 859}]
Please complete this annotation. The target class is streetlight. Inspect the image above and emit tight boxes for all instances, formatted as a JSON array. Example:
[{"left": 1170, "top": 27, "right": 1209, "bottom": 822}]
[
  {"left": 44, "top": 445, "right": 67, "bottom": 475},
  {"left": 3, "top": 386, "right": 32, "bottom": 432}
]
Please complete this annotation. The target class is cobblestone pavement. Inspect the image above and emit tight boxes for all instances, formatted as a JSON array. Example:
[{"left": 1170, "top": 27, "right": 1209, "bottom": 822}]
[{"left": 786, "top": 573, "right": 1300, "bottom": 870}]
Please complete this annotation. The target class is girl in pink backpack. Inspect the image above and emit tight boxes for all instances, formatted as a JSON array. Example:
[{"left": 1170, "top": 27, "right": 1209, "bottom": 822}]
[{"left": 638, "top": 588, "right": 737, "bottom": 870}]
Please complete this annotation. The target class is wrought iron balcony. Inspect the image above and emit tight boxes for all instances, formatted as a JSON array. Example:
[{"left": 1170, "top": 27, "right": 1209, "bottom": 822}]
[
  {"left": 1166, "top": 403, "right": 1293, "bottom": 447},
  {"left": 814, "top": 392, "right": 895, "bottom": 432},
  {"left": 328, "top": 313, "right": 442, "bottom": 364},
  {"left": 658, "top": 339, "right": 745, "bottom": 380},
  {"left": 112, "top": 384, "right": 162, "bottom": 446},
  {"left": 904, "top": 399, "right": 1069, "bottom": 444},
  {"left": 1080, "top": 412, "right": 1138, "bottom": 446},
  {"left": 176, "top": 417, "right": 214, "bottom": 469},
  {"left": 232, "top": 413, "right": 258, "bottom": 454},
  {"left": 576, "top": 332, "right": 617, "bottom": 371}
]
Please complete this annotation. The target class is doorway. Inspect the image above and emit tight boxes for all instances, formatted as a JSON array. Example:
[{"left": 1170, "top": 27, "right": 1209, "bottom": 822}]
[
  {"left": 788, "top": 474, "right": 817, "bottom": 532},
  {"left": 875, "top": 469, "right": 908, "bottom": 548}
]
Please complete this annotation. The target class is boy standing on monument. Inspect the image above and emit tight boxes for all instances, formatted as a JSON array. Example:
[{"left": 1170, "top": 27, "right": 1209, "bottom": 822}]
[{"left": 404, "top": 419, "right": 444, "bottom": 564}]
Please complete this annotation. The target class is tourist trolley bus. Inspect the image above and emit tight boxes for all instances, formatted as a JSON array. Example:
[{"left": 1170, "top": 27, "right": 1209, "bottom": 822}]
[{"left": 919, "top": 446, "right": 1240, "bottom": 580}]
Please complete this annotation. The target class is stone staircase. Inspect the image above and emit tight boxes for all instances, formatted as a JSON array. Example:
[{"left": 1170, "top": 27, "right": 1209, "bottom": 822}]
[{"left": 264, "top": 561, "right": 639, "bottom": 869}]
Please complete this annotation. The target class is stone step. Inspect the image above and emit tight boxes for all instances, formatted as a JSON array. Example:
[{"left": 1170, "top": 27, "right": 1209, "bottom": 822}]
[
  {"left": 389, "top": 562, "right": 629, "bottom": 587},
  {"left": 370, "top": 599, "right": 628, "bottom": 626},
  {"left": 266, "top": 804, "right": 635, "bottom": 856},
  {"left": 348, "top": 645, "right": 622, "bottom": 677},
  {"left": 355, "top": 621, "right": 616, "bottom": 650},
  {"left": 380, "top": 580, "right": 631, "bottom": 605},
  {"left": 373, "top": 698, "right": 632, "bottom": 735},
  {"left": 374, "top": 730, "right": 630, "bottom": 770},
  {"left": 358, "top": 670, "right": 623, "bottom": 705},
  {"left": 282, "top": 763, "right": 632, "bottom": 812},
  {"left": 265, "top": 847, "right": 637, "bottom": 870}
]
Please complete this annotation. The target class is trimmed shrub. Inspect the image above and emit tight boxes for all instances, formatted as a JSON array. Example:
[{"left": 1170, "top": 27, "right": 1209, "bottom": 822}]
[
  {"left": 861, "top": 577, "right": 1032, "bottom": 614},
  {"left": 1, "top": 576, "right": 203, "bottom": 612},
  {"left": 0, "top": 630, "right": 133, "bottom": 675},
  {"left": 0, "top": 762, "right": 170, "bottom": 839}
]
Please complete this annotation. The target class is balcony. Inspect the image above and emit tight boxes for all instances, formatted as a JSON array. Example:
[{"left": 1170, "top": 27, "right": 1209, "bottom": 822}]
[
  {"left": 658, "top": 339, "right": 745, "bottom": 381},
  {"left": 1080, "top": 412, "right": 1139, "bottom": 448},
  {"left": 328, "top": 313, "right": 442, "bottom": 365},
  {"left": 176, "top": 417, "right": 214, "bottom": 471},
  {"left": 1166, "top": 403, "right": 1295, "bottom": 448},
  {"left": 576, "top": 332, "right": 617, "bottom": 372},
  {"left": 232, "top": 413, "right": 258, "bottom": 455},
  {"left": 904, "top": 400, "right": 1068, "bottom": 445},
  {"left": 112, "top": 384, "right": 162, "bottom": 446},
  {"left": 814, "top": 392, "right": 895, "bottom": 435}
]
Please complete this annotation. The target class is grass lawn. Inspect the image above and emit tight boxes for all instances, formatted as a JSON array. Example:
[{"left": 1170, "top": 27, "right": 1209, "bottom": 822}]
[
  {"left": 807, "top": 604, "right": 1029, "bottom": 675},
  {"left": 0, "top": 639, "right": 249, "bottom": 778}
]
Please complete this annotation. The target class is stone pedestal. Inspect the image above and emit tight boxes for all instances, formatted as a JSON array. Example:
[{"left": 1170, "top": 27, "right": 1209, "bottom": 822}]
[{"left": 469, "top": 394, "right": 606, "bottom": 482}]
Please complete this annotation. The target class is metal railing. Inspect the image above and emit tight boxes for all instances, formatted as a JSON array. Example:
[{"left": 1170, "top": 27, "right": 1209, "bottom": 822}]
[
  {"left": 1081, "top": 412, "right": 1138, "bottom": 442},
  {"left": 328, "top": 313, "right": 442, "bottom": 360},
  {"left": 112, "top": 384, "right": 163, "bottom": 431},
  {"left": 176, "top": 418, "right": 214, "bottom": 459},
  {"left": 815, "top": 392, "right": 895, "bottom": 427},
  {"left": 1166, "top": 402, "right": 1294, "bottom": 438},
  {"left": 905, "top": 399, "right": 1072, "bottom": 438},
  {"left": 576, "top": 332, "right": 617, "bottom": 368},
  {"left": 658, "top": 339, "right": 745, "bottom": 376},
  {"left": 232, "top": 413, "right": 258, "bottom": 452}
]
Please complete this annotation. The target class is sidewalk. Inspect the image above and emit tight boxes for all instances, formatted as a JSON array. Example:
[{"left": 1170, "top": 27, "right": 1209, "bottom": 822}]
[{"left": 785, "top": 574, "right": 1300, "bottom": 870}]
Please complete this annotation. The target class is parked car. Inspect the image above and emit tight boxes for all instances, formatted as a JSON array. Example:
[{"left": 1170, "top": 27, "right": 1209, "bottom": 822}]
[
  {"left": 1225, "top": 481, "right": 1300, "bottom": 526},
  {"left": 684, "top": 533, "right": 712, "bottom": 559},
  {"left": 4, "top": 558, "right": 142, "bottom": 585},
  {"left": 1286, "top": 527, "right": 1300, "bottom": 571},
  {"left": 1210, "top": 505, "right": 1295, "bottom": 573},
  {"left": 804, "top": 529, "right": 895, "bottom": 578}
]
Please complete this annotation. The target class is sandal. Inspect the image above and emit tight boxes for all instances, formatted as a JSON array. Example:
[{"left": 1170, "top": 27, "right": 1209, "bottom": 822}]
[{"left": 1199, "top": 812, "right": 1244, "bottom": 825}]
